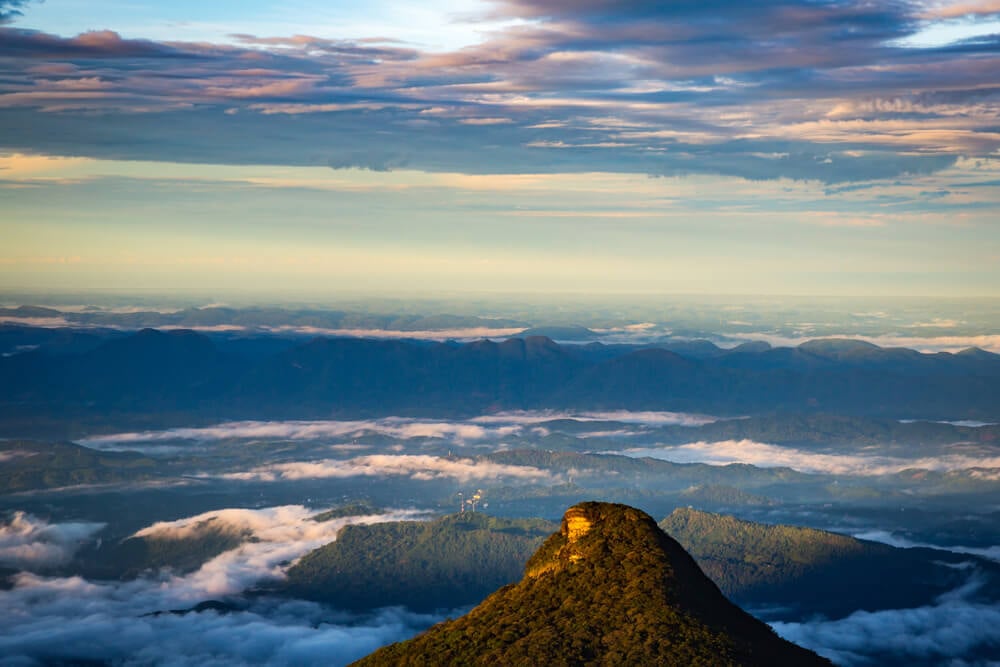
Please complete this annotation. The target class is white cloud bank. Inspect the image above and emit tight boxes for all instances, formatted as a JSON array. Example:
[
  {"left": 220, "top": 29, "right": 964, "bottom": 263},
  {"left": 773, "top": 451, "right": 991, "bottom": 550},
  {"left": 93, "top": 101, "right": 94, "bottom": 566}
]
[
  {"left": 0, "top": 512, "right": 104, "bottom": 569},
  {"left": 133, "top": 506, "right": 426, "bottom": 596},
  {"left": 0, "top": 505, "right": 439, "bottom": 666},
  {"left": 623, "top": 440, "right": 1000, "bottom": 476},
  {"left": 852, "top": 530, "right": 1000, "bottom": 564},
  {"left": 133, "top": 505, "right": 372, "bottom": 542},
  {"left": 773, "top": 578, "right": 1000, "bottom": 666},
  {"left": 79, "top": 418, "right": 526, "bottom": 450},
  {"left": 264, "top": 325, "right": 526, "bottom": 341},
  {"left": 0, "top": 580, "right": 442, "bottom": 667},
  {"left": 78, "top": 411, "right": 719, "bottom": 452},
  {"left": 219, "top": 455, "right": 555, "bottom": 484}
]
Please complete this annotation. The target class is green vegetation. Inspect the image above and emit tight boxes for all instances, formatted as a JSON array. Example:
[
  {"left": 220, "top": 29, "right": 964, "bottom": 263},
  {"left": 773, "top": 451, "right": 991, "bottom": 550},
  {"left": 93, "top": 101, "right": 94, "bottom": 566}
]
[
  {"left": 661, "top": 508, "right": 998, "bottom": 618},
  {"left": 283, "top": 512, "right": 556, "bottom": 611},
  {"left": 484, "top": 450, "right": 804, "bottom": 488},
  {"left": 311, "top": 503, "right": 383, "bottom": 522},
  {"left": 678, "top": 485, "right": 773, "bottom": 506},
  {"left": 82, "top": 517, "right": 251, "bottom": 579},
  {"left": 352, "top": 503, "right": 828, "bottom": 666},
  {"left": 0, "top": 440, "right": 158, "bottom": 493}
]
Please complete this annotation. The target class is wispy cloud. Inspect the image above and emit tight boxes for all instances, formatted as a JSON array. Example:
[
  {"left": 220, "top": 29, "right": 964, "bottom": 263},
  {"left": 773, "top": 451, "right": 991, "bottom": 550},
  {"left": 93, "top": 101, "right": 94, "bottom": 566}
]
[
  {"left": 261, "top": 326, "right": 526, "bottom": 340},
  {"left": 623, "top": 440, "right": 1000, "bottom": 475},
  {"left": 132, "top": 506, "right": 427, "bottom": 595},
  {"left": 468, "top": 409, "right": 720, "bottom": 426},
  {"left": 575, "top": 411, "right": 720, "bottom": 426},
  {"left": 80, "top": 418, "right": 526, "bottom": 450},
  {"left": 219, "top": 455, "right": 556, "bottom": 484},
  {"left": 79, "top": 411, "right": 720, "bottom": 452},
  {"left": 134, "top": 505, "right": 385, "bottom": 543},
  {"left": 0, "top": 512, "right": 104, "bottom": 569},
  {"left": 0, "top": 0, "right": 35, "bottom": 22}
]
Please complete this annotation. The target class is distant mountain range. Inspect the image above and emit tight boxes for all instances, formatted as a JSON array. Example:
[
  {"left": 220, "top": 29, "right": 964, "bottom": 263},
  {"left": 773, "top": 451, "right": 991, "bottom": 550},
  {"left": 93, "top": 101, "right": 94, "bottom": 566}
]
[
  {"left": 0, "top": 304, "right": 529, "bottom": 333},
  {"left": 351, "top": 502, "right": 829, "bottom": 666},
  {"left": 2, "top": 327, "right": 999, "bottom": 434}
]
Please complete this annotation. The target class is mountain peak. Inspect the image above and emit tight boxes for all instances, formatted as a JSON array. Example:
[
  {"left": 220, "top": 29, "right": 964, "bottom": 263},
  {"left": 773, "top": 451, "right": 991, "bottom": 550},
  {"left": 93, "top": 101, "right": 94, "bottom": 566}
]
[
  {"left": 798, "top": 338, "right": 882, "bottom": 356},
  {"left": 525, "top": 502, "right": 672, "bottom": 577},
  {"left": 352, "top": 502, "right": 830, "bottom": 666}
]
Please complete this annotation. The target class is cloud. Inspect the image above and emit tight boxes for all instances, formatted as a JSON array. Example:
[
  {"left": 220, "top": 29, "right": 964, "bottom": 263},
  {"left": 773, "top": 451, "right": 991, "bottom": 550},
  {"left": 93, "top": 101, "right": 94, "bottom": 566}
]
[
  {"left": 0, "top": 0, "right": 997, "bottom": 183},
  {"left": 0, "top": 505, "right": 445, "bottom": 665},
  {"left": 923, "top": 1, "right": 1000, "bottom": 19},
  {"left": 0, "top": 309, "right": 526, "bottom": 341},
  {"left": 772, "top": 576, "right": 1000, "bottom": 666},
  {"left": 79, "top": 418, "right": 526, "bottom": 450},
  {"left": 851, "top": 530, "right": 1000, "bottom": 564},
  {"left": 0, "top": 314, "right": 70, "bottom": 327},
  {"left": 229, "top": 33, "right": 419, "bottom": 62},
  {"left": 0, "top": 512, "right": 104, "bottom": 569},
  {"left": 0, "top": 587, "right": 442, "bottom": 667},
  {"left": 467, "top": 409, "right": 720, "bottom": 426},
  {"left": 137, "top": 506, "right": 428, "bottom": 596},
  {"left": 899, "top": 419, "right": 997, "bottom": 428},
  {"left": 723, "top": 332, "right": 1000, "bottom": 354},
  {"left": 0, "top": 27, "right": 191, "bottom": 58},
  {"left": 79, "top": 412, "right": 721, "bottom": 454},
  {"left": 0, "top": 0, "right": 32, "bottom": 22},
  {"left": 134, "top": 505, "right": 382, "bottom": 542},
  {"left": 261, "top": 325, "right": 526, "bottom": 340},
  {"left": 0, "top": 449, "right": 37, "bottom": 462},
  {"left": 219, "top": 455, "right": 556, "bottom": 484},
  {"left": 623, "top": 440, "right": 1000, "bottom": 475},
  {"left": 576, "top": 410, "right": 720, "bottom": 426}
]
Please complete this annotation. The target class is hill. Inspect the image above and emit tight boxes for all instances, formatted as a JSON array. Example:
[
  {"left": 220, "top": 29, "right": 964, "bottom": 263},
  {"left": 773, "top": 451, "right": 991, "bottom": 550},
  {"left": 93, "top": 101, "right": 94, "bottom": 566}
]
[
  {"left": 351, "top": 502, "right": 829, "bottom": 666},
  {"left": 661, "top": 508, "right": 1000, "bottom": 618},
  {"left": 0, "top": 440, "right": 159, "bottom": 492},
  {"left": 283, "top": 512, "right": 556, "bottom": 611}
]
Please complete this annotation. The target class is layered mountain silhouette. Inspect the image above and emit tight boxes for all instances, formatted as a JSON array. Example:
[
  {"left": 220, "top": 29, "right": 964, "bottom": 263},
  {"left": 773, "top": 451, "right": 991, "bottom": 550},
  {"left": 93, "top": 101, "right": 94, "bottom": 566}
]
[
  {"left": 351, "top": 502, "right": 829, "bottom": 666},
  {"left": 3, "top": 327, "right": 1000, "bottom": 434}
]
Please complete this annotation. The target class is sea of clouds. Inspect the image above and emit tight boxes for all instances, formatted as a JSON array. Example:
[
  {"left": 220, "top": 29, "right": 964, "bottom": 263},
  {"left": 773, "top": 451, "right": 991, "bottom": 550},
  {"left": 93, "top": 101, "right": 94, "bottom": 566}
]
[
  {"left": 773, "top": 576, "right": 1000, "bottom": 666},
  {"left": 0, "top": 506, "right": 440, "bottom": 666}
]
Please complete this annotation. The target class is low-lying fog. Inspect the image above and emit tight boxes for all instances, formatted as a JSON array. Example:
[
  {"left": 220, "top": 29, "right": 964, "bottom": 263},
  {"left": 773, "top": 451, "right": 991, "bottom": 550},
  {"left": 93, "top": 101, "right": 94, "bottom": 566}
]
[{"left": 1, "top": 508, "right": 443, "bottom": 667}]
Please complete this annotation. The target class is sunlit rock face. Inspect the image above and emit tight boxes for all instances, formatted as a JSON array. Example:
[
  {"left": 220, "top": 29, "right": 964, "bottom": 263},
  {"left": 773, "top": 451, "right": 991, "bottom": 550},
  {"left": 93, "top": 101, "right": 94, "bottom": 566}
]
[{"left": 563, "top": 506, "right": 593, "bottom": 541}]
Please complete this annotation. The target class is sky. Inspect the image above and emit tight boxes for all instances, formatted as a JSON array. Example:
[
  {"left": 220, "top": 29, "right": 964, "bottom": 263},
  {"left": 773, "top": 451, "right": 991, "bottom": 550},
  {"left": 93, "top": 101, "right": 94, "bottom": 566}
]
[{"left": 1, "top": 0, "right": 999, "bottom": 297}]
